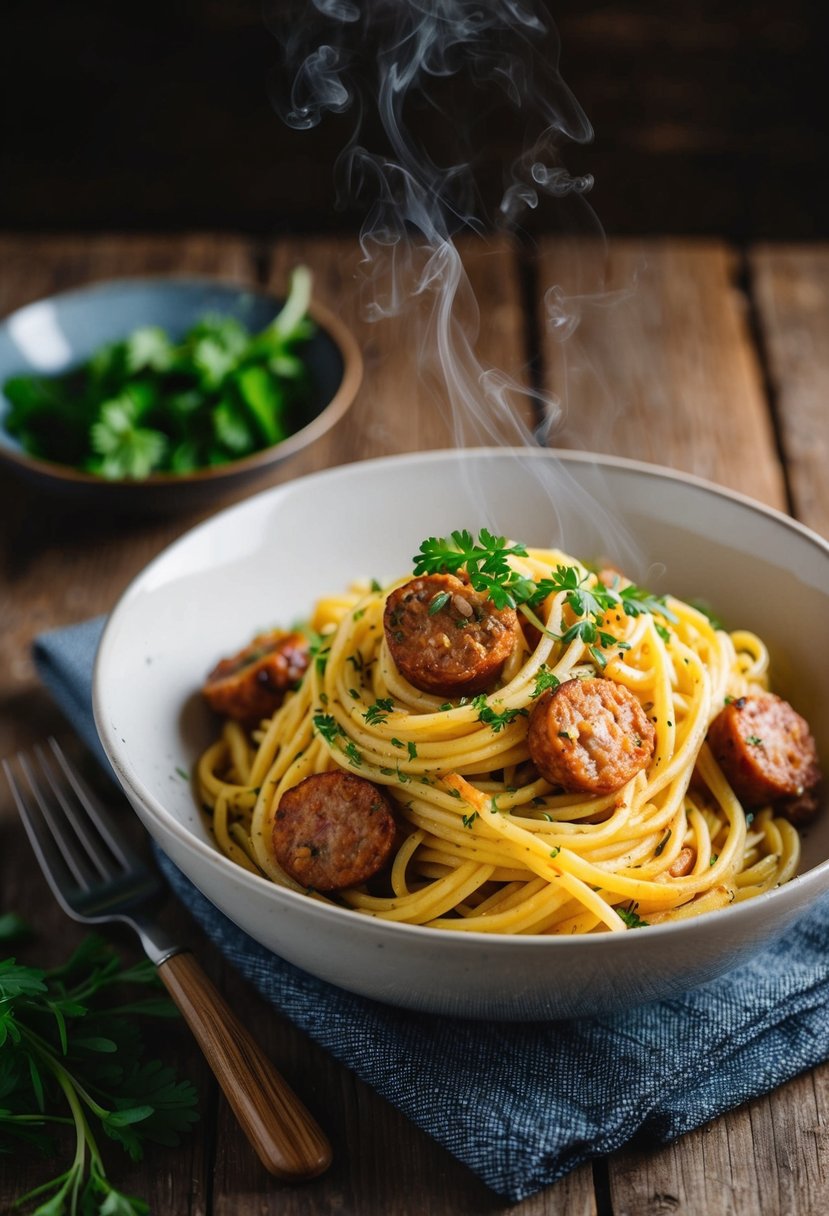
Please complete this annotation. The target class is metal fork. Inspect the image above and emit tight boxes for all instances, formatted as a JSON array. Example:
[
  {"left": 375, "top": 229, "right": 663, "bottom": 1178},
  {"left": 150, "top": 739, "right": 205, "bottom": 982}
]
[{"left": 2, "top": 737, "right": 332, "bottom": 1181}]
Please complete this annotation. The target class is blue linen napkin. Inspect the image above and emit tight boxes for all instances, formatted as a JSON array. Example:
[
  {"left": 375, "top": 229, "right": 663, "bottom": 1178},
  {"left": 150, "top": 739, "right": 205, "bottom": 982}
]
[{"left": 32, "top": 618, "right": 829, "bottom": 1201}]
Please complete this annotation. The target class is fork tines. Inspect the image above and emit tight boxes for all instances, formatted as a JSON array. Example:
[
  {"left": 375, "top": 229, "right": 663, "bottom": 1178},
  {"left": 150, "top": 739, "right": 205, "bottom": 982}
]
[{"left": 2, "top": 737, "right": 158, "bottom": 918}]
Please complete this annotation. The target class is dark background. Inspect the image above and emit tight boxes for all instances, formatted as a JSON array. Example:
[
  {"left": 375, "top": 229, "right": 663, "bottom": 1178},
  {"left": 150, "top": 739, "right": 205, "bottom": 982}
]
[{"left": 3, "top": 0, "right": 827, "bottom": 240}]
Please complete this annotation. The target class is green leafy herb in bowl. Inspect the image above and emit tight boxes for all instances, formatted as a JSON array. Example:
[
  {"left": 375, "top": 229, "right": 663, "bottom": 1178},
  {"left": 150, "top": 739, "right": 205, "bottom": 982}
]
[
  {"left": 0, "top": 270, "right": 362, "bottom": 510},
  {"left": 3, "top": 268, "right": 314, "bottom": 481}
]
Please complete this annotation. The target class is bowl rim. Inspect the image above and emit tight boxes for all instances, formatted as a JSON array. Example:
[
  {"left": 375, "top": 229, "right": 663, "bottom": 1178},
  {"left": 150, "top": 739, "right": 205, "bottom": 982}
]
[
  {"left": 93, "top": 445, "right": 829, "bottom": 949},
  {"left": 0, "top": 274, "right": 364, "bottom": 487}
]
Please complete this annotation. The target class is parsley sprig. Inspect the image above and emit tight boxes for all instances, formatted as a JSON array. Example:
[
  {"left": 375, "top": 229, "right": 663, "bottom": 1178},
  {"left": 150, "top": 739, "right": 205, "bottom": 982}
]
[
  {"left": 413, "top": 530, "right": 534, "bottom": 611},
  {"left": 0, "top": 936, "right": 197, "bottom": 1215},
  {"left": 412, "top": 531, "right": 676, "bottom": 664}
]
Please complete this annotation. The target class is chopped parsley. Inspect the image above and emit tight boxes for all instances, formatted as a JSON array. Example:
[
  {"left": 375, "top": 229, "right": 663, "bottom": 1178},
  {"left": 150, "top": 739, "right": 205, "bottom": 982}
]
[
  {"left": 363, "top": 697, "right": 395, "bottom": 726},
  {"left": 472, "top": 694, "right": 527, "bottom": 733},
  {"left": 745, "top": 735, "right": 763, "bottom": 747},
  {"left": 617, "top": 903, "right": 650, "bottom": 929},
  {"left": 532, "top": 666, "right": 560, "bottom": 698},
  {"left": 312, "top": 712, "right": 343, "bottom": 743},
  {"left": 343, "top": 741, "right": 363, "bottom": 767},
  {"left": 308, "top": 632, "right": 331, "bottom": 675},
  {"left": 462, "top": 812, "right": 478, "bottom": 829}
]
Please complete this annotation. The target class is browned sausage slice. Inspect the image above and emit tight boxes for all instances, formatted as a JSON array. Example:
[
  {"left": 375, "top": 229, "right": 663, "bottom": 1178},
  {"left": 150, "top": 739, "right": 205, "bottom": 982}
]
[
  {"left": 384, "top": 573, "right": 519, "bottom": 697},
  {"left": 273, "top": 771, "right": 397, "bottom": 891},
  {"left": 706, "top": 692, "right": 821, "bottom": 820},
  {"left": 527, "top": 677, "right": 656, "bottom": 794},
  {"left": 203, "top": 630, "right": 309, "bottom": 723}
]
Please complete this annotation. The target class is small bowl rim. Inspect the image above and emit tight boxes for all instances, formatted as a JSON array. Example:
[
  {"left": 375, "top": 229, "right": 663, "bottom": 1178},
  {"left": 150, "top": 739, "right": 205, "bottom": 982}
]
[
  {"left": 93, "top": 445, "right": 829, "bottom": 951},
  {"left": 0, "top": 274, "right": 364, "bottom": 488}
]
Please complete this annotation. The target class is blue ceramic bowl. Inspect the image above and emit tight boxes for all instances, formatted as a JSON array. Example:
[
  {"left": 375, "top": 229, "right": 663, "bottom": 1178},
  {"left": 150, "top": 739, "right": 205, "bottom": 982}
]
[{"left": 0, "top": 278, "right": 363, "bottom": 511}]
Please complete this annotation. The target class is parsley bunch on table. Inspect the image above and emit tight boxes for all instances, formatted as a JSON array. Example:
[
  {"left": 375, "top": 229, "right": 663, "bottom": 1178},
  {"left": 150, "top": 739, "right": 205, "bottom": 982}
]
[
  {"left": 2, "top": 267, "right": 314, "bottom": 479},
  {"left": 0, "top": 932, "right": 197, "bottom": 1216}
]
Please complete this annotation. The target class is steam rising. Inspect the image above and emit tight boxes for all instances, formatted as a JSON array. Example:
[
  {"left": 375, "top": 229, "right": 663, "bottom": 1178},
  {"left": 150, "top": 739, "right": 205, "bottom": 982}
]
[{"left": 269, "top": 1, "right": 640, "bottom": 564}]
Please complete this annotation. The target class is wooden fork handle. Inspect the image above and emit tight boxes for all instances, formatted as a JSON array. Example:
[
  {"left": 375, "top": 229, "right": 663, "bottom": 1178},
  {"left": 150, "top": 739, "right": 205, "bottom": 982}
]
[{"left": 157, "top": 950, "right": 332, "bottom": 1180}]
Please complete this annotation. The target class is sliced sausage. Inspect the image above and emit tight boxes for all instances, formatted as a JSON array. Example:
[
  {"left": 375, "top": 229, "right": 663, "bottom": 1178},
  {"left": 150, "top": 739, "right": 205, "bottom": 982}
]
[
  {"left": 527, "top": 677, "right": 656, "bottom": 794},
  {"left": 384, "top": 573, "right": 519, "bottom": 697},
  {"left": 203, "top": 630, "right": 309, "bottom": 723},
  {"left": 707, "top": 692, "right": 821, "bottom": 821},
  {"left": 273, "top": 771, "right": 397, "bottom": 891}
]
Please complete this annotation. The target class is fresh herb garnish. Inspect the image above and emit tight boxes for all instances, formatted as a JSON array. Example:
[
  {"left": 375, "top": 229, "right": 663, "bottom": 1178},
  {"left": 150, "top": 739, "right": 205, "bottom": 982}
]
[
  {"left": 307, "top": 632, "right": 331, "bottom": 676},
  {"left": 461, "top": 812, "right": 478, "bottom": 829},
  {"left": 363, "top": 698, "right": 394, "bottom": 726},
  {"left": 745, "top": 735, "right": 763, "bottom": 747},
  {"left": 343, "top": 741, "right": 363, "bottom": 768},
  {"left": 312, "top": 712, "right": 343, "bottom": 744},
  {"left": 3, "top": 268, "right": 315, "bottom": 480},
  {"left": 413, "top": 529, "right": 533, "bottom": 610},
  {"left": 531, "top": 667, "right": 560, "bottom": 698},
  {"left": 412, "top": 534, "right": 676, "bottom": 658},
  {"left": 471, "top": 695, "right": 527, "bottom": 733},
  {"left": 617, "top": 903, "right": 650, "bottom": 929},
  {"left": 0, "top": 937, "right": 197, "bottom": 1215}
]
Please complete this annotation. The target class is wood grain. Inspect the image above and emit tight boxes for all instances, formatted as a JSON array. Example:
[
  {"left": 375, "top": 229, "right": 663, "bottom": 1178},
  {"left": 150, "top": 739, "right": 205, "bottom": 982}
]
[
  {"left": 266, "top": 232, "right": 532, "bottom": 474},
  {"left": 536, "top": 237, "right": 787, "bottom": 509},
  {"left": 749, "top": 245, "right": 829, "bottom": 538}
]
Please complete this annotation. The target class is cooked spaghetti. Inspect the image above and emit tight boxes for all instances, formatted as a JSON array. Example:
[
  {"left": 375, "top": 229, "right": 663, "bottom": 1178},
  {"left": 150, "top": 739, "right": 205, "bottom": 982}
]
[{"left": 196, "top": 538, "right": 819, "bottom": 933}]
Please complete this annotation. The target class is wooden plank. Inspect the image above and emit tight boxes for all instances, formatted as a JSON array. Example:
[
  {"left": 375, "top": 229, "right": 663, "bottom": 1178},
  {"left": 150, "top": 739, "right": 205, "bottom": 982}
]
[
  {"left": 609, "top": 1075, "right": 829, "bottom": 1216},
  {"left": 266, "top": 232, "right": 532, "bottom": 482},
  {"left": 749, "top": 245, "right": 829, "bottom": 538},
  {"left": 536, "top": 237, "right": 787, "bottom": 509}
]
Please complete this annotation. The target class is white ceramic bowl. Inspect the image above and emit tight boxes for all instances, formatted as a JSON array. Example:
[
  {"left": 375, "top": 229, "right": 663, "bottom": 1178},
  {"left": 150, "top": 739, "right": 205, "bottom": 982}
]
[{"left": 94, "top": 449, "right": 829, "bottom": 1020}]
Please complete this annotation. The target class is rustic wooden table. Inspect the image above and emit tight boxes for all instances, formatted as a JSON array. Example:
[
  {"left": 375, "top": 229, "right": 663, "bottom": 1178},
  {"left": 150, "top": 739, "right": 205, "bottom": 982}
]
[{"left": 0, "top": 232, "right": 827, "bottom": 1215}]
